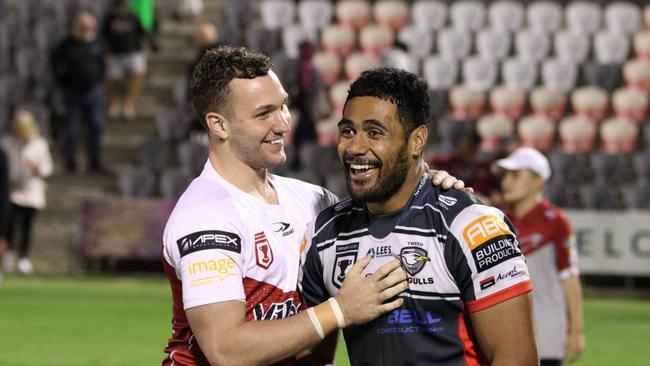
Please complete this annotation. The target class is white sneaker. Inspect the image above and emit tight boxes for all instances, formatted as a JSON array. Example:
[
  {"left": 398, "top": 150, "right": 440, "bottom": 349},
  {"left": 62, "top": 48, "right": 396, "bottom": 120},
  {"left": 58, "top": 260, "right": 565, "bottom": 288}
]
[
  {"left": 2, "top": 251, "right": 16, "bottom": 272},
  {"left": 17, "top": 258, "right": 34, "bottom": 275}
]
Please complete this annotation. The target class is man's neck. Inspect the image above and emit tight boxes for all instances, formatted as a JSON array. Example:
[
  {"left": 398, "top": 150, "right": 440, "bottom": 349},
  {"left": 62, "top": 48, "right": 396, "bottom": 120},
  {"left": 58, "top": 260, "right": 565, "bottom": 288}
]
[
  {"left": 512, "top": 192, "right": 543, "bottom": 218},
  {"left": 208, "top": 148, "right": 278, "bottom": 204},
  {"left": 366, "top": 163, "right": 424, "bottom": 215}
]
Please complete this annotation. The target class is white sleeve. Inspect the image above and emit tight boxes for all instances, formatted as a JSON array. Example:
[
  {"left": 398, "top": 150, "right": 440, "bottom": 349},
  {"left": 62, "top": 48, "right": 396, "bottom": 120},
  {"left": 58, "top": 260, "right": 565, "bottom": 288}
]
[{"left": 164, "top": 205, "right": 247, "bottom": 310}]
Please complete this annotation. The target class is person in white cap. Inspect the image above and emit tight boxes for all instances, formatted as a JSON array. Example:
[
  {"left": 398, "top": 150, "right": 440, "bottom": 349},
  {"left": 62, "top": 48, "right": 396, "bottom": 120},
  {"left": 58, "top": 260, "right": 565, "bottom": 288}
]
[{"left": 494, "top": 147, "right": 585, "bottom": 366}]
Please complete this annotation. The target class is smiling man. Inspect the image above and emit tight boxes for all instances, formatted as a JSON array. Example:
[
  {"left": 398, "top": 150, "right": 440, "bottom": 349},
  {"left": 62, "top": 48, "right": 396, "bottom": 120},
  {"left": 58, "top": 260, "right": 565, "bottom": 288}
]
[
  {"left": 300, "top": 68, "right": 538, "bottom": 366},
  {"left": 160, "top": 47, "right": 464, "bottom": 366}
]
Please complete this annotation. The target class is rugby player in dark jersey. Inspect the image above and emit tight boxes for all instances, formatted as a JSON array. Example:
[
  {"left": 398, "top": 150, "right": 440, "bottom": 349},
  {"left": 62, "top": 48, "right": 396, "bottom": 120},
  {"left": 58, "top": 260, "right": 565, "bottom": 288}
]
[{"left": 300, "top": 68, "right": 538, "bottom": 366}]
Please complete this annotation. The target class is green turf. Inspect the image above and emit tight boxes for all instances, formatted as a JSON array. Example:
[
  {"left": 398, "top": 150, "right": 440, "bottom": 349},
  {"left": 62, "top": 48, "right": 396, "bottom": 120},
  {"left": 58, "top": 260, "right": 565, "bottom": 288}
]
[{"left": 1, "top": 275, "right": 648, "bottom": 365}]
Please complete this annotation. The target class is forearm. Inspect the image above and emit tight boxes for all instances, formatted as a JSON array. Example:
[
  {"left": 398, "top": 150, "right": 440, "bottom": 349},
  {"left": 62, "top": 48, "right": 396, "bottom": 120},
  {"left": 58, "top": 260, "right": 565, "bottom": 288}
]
[{"left": 563, "top": 275, "right": 584, "bottom": 334}]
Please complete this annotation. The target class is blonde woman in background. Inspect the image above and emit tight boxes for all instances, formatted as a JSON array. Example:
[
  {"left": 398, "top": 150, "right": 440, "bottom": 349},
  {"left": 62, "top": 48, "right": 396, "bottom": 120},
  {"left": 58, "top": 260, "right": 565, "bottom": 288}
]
[{"left": 1, "top": 111, "right": 53, "bottom": 274}]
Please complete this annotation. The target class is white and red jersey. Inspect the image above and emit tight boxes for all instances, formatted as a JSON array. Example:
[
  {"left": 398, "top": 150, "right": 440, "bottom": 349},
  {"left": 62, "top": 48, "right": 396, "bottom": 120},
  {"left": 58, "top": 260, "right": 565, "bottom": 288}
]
[
  {"left": 508, "top": 197, "right": 579, "bottom": 360},
  {"left": 162, "top": 161, "right": 337, "bottom": 366}
]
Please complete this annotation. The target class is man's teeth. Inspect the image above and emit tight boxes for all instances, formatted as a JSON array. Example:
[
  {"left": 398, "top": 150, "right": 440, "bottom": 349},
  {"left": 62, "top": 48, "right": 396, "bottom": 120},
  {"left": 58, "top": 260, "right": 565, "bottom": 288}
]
[
  {"left": 350, "top": 164, "right": 374, "bottom": 170},
  {"left": 267, "top": 138, "right": 283, "bottom": 145}
]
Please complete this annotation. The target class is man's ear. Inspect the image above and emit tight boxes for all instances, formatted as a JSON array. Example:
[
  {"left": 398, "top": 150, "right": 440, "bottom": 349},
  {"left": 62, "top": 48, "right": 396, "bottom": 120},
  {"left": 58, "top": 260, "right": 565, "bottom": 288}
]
[
  {"left": 409, "top": 125, "right": 429, "bottom": 158},
  {"left": 205, "top": 112, "right": 229, "bottom": 140}
]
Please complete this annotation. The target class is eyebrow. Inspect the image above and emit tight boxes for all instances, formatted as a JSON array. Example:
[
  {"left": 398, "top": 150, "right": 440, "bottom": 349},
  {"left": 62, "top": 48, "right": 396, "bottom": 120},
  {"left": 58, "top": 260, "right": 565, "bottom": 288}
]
[{"left": 337, "top": 118, "right": 388, "bottom": 130}]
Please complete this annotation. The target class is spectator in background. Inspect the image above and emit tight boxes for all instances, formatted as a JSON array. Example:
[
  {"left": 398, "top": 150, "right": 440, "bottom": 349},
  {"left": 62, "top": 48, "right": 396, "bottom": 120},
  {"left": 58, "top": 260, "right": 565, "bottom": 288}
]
[
  {"left": 0, "top": 111, "right": 53, "bottom": 275},
  {"left": 177, "top": 0, "right": 204, "bottom": 20},
  {"left": 52, "top": 11, "right": 108, "bottom": 174},
  {"left": 188, "top": 22, "right": 219, "bottom": 101},
  {"left": 289, "top": 41, "right": 327, "bottom": 170},
  {"left": 0, "top": 147, "right": 9, "bottom": 283},
  {"left": 103, "top": 0, "right": 157, "bottom": 120},
  {"left": 494, "top": 147, "right": 585, "bottom": 366}
]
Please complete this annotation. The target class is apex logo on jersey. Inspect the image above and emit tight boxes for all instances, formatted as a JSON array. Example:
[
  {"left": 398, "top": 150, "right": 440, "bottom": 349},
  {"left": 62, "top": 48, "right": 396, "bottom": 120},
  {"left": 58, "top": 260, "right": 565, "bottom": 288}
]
[
  {"left": 177, "top": 230, "right": 241, "bottom": 257},
  {"left": 463, "top": 215, "right": 513, "bottom": 250},
  {"left": 400, "top": 247, "right": 430, "bottom": 276},
  {"left": 332, "top": 250, "right": 358, "bottom": 289},
  {"left": 255, "top": 231, "right": 274, "bottom": 269}
]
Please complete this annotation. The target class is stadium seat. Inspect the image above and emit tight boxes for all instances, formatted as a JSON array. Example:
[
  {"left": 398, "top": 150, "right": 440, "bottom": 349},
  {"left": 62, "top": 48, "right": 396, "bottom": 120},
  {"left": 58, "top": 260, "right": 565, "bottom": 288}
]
[
  {"left": 600, "top": 117, "right": 639, "bottom": 154},
  {"left": 411, "top": 0, "right": 447, "bottom": 31},
  {"left": 463, "top": 57, "right": 498, "bottom": 92},
  {"left": 643, "top": 123, "right": 650, "bottom": 147},
  {"left": 117, "top": 166, "right": 156, "bottom": 198},
  {"left": 547, "top": 149, "right": 593, "bottom": 185},
  {"left": 527, "top": 1, "right": 563, "bottom": 34},
  {"left": 397, "top": 25, "right": 433, "bottom": 58},
  {"left": 382, "top": 49, "right": 419, "bottom": 74},
  {"left": 344, "top": 52, "right": 380, "bottom": 81},
  {"left": 634, "top": 31, "right": 650, "bottom": 60},
  {"left": 488, "top": 1, "right": 524, "bottom": 32},
  {"left": 246, "top": 23, "right": 282, "bottom": 57},
  {"left": 336, "top": 0, "right": 371, "bottom": 30},
  {"left": 313, "top": 51, "right": 341, "bottom": 87},
  {"left": 531, "top": 87, "right": 567, "bottom": 121},
  {"left": 359, "top": 24, "right": 394, "bottom": 55},
  {"left": 645, "top": 5, "right": 650, "bottom": 29},
  {"left": 177, "top": 140, "right": 209, "bottom": 177},
  {"left": 423, "top": 56, "right": 459, "bottom": 90},
  {"left": 159, "top": 168, "right": 193, "bottom": 200},
  {"left": 315, "top": 113, "right": 340, "bottom": 147},
  {"left": 582, "top": 62, "right": 624, "bottom": 92},
  {"left": 373, "top": 1, "right": 409, "bottom": 32},
  {"left": 622, "top": 181, "right": 650, "bottom": 209},
  {"left": 594, "top": 30, "right": 630, "bottom": 64},
  {"left": 559, "top": 115, "right": 596, "bottom": 153},
  {"left": 490, "top": 86, "right": 525, "bottom": 120},
  {"left": 612, "top": 87, "right": 648, "bottom": 124},
  {"left": 502, "top": 58, "right": 538, "bottom": 92},
  {"left": 554, "top": 31, "right": 590, "bottom": 64},
  {"left": 222, "top": 0, "right": 255, "bottom": 30},
  {"left": 591, "top": 150, "right": 636, "bottom": 185},
  {"left": 516, "top": 29, "right": 550, "bottom": 63},
  {"left": 329, "top": 80, "right": 351, "bottom": 112},
  {"left": 623, "top": 58, "right": 650, "bottom": 92},
  {"left": 581, "top": 183, "right": 626, "bottom": 210},
  {"left": 518, "top": 114, "right": 555, "bottom": 152},
  {"left": 633, "top": 151, "right": 650, "bottom": 183},
  {"left": 450, "top": 1, "right": 486, "bottom": 32},
  {"left": 477, "top": 28, "right": 511, "bottom": 61},
  {"left": 260, "top": 0, "right": 295, "bottom": 31},
  {"left": 155, "top": 108, "right": 190, "bottom": 143},
  {"left": 298, "top": 0, "right": 334, "bottom": 33},
  {"left": 138, "top": 138, "right": 175, "bottom": 173},
  {"left": 566, "top": 1, "right": 602, "bottom": 35},
  {"left": 449, "top": 86, "right": 485, "bottom": 121},
  {"left": 476, "top": 114, "right": 514, "bottom": 152},
  {"left": 571, "top": 86, "right": 609, "bottom": 122},
  {"left": 282, "top": 24, "right": 315, "bottom": 59},
  {"left": 542, "top": 58, "right": 578, "bottom": 93},
  {"left": 438, "top": 28, "right": 472, "bottom": 60},
  {"left": 272, "top": 51, "right": 299, "bottom": 91},
  {"left": 605, "top": 2, "right": 641, "bottom": 35},
  {"left": 321, "top": 24, "right": 355, "bottom": 57}
]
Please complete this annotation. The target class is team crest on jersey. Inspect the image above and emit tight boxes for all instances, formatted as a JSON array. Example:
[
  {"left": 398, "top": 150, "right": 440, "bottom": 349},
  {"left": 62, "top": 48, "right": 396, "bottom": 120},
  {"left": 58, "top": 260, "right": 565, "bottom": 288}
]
[
  {"left": 254, "top": 231, "right": 274, "bottom": 269},
  {"left": 400, "top": 247, "right": 430, "bottom": 276},
  {"left": 332, "top": 252, "right": 357, "bottom": 289}
]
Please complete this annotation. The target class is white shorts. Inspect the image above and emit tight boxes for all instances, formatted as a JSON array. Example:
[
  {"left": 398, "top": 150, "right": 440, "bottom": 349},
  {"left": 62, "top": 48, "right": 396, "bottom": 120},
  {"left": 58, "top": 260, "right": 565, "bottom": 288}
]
[{"left": 108, "top": 52, "right": 147, "bottom": 79}]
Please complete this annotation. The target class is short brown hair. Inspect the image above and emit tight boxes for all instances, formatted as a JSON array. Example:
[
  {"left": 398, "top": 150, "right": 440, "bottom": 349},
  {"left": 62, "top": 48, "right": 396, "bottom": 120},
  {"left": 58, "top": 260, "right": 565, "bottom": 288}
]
[{"left": 190, "top": 46, "right": 272, "bottom": 122}]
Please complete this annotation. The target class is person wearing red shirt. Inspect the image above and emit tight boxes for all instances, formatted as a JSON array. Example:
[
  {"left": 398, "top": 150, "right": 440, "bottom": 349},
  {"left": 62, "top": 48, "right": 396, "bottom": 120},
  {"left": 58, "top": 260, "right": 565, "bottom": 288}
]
[{"left": 494, "top": 147, "right": 585, "bottom": 366}]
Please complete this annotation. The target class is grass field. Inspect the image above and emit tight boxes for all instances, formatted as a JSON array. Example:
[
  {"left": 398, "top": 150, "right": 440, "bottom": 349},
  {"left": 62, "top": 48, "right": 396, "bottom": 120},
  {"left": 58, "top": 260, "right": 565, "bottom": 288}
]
[{"left": 0, "top": 275, "right": 648, "bottom": 366}]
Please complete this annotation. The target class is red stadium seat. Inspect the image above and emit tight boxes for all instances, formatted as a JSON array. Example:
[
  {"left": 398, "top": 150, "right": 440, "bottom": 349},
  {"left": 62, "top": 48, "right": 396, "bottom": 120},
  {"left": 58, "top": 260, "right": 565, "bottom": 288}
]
[
  {"left": 477, "top": 114, "right": 514, "bottom": 152},
  {"left": 336, "top": 0, "right": 371, "bottom": 30},
  {"left": 373, "top": 1, "right": 409, "bottom": 32},
  {"left": 518, "top": 114, "right": 555, "bottom": 152},
  {"left": 344, "top": 52, "right": 380, "bottom": 81},
  {"left": 359, "top": 24, "right": 393, "bottom": 55},
  {"left": 321, "top": 24, "right": 355, "bottom": 57},
  {"left": 600, "top": 117, "right": 639, "bottom": 154},
  {"left": 313, "top": 51, "right": 341, "bottom": 87},
  {"left": 531, "top": 87, "right": 567, "bottom": 121},
  {"left": 612, "top": 87, "right": 648, "bottom": 123},
  {"left": 559, "top": 115, "right": 596, "bottom": 153},
  {"left": 490, "top": 86, "right": 525, "bottom": 120},
  {"left": 571, "top": 86, "right": 609, "bottom": 123}
]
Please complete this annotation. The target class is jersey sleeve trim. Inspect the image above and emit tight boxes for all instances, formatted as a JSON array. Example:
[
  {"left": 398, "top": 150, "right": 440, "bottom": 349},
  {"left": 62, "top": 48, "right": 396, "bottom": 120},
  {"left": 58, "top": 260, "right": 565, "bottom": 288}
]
[{"left": 465, "top": 280, "right": 532, "bottom": 313}]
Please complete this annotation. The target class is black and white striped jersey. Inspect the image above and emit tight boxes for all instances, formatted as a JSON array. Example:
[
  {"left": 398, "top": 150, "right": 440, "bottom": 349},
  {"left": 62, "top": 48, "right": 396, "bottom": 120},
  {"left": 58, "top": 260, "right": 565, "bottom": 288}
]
[{"left": 299, "top": 174, "right": 532, "bottom": 366}]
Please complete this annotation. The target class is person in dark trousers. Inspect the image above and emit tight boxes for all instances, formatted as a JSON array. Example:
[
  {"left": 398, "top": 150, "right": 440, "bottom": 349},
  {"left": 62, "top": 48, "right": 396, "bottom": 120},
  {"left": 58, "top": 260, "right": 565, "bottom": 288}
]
[{"left": 52, "top": 11, "right": 107, "bottom": 174}]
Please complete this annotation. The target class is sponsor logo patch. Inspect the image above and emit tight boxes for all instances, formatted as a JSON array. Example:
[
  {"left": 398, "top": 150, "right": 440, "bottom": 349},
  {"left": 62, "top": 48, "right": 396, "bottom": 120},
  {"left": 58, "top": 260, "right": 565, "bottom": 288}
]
[
  {"left": 367, "top": 245, "right": 392, "bottom": 258},
  {"left": 272, "top": 222, "right": 295, "bottom": 237},
  {"left": 253, "top": 298, "right": 300, "bottom": 320},
  {"left": 480, "top": 276, "right": 496, "bottom": 290},
  {"left": 255, "top": 231, "right": 274, "bottom": 269},
  {"left": 177, "top": 230, "right": 241, "bottom": 257},
  {"left": 463, "top": 215, "right": 513, "bottom": 251},
  {"left": 472, "top": 235, "right": 521, "bottom": 272},
  {"left": 400, "top": 247, "right": 430, "bottom": 276},
  {"left": 496, "top": 265, "right": 528, "bottom": 282},
  {"left": 187, "top": 258, "right": 237, "bottom": 287},
  {"left": 374, "top": 309, "right": 445, "bottom": 335},
  {"left": 336, "top": 242, "right": 359, "bottom": 253},
  {"left": 332, "top": 251, "right": 357, "bottom": 289}
]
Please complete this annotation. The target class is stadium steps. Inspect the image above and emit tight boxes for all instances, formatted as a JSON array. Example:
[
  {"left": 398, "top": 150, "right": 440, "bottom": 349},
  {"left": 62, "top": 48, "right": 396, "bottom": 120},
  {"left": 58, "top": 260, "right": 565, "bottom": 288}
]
[{"left": 25, "top": 1, "right": 224, "bottom": 274}]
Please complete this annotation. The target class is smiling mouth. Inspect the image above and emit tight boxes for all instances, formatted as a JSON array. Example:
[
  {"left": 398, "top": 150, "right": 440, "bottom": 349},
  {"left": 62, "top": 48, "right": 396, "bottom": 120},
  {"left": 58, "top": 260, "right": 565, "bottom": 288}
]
[
  {"left": 263, "top": 137, "right": 284, "bottom": 145},
  {"left": 348, "top": 162, "right": 380, "bottom": 179}
]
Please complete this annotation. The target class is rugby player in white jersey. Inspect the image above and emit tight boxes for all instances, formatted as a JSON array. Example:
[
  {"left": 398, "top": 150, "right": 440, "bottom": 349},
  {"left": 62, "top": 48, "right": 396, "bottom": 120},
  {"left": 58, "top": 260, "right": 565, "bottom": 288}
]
[{"left": 161, "top": 47, "right": 466, "bottom": 366}]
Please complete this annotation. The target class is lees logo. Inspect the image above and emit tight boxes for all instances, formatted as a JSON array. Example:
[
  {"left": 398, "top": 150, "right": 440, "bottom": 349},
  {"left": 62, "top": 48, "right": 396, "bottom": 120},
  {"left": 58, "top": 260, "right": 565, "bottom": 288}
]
[{"left": 463, "top": 215, "right": 513, "bottom": 250}]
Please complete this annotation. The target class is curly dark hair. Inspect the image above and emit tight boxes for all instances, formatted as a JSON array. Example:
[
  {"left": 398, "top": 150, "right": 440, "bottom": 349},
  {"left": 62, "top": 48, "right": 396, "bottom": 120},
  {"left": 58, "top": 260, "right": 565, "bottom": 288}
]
[
  {"left": 190, "top": 46, "right": 272, "bottom": 121},
  {"left": 345, "top": 67, "right": 430, "bottom": 135}
]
